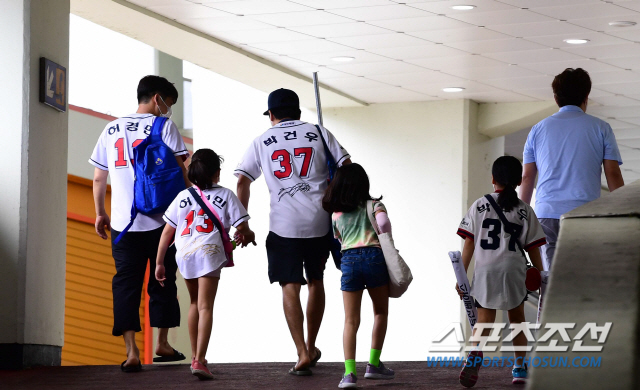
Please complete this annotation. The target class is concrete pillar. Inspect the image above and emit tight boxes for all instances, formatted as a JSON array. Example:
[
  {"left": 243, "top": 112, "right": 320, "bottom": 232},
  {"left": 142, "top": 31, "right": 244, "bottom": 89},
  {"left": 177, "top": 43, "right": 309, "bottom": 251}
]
[
  {"left": 0, "top": 0, "right": 70, "bottom": 369},
  {"left": 154, "top": 50, "right": 184, "bottom": 130}
]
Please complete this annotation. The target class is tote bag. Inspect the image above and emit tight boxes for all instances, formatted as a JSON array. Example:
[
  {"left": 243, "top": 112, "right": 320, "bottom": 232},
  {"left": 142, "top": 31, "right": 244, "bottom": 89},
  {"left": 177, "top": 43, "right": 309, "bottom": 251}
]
[{"left": 366, "top": 200, "right": 413, "bottom": 298}]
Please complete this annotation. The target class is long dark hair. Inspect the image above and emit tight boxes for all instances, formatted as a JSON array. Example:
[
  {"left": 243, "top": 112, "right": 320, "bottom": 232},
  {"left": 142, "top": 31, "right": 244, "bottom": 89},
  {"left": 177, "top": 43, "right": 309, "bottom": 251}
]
[
  {"left": 492, "top": 156, "right": 522, "bottom": 212},
  {"left": 322, "top": 163, "right": 381, "bottom": 213},
  {"left": 188, "top": 149, "right": 223, "bottom": 189}
]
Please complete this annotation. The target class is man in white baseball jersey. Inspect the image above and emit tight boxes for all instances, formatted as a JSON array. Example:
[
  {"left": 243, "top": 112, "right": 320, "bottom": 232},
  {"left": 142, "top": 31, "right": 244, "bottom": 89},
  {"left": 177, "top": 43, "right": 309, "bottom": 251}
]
[
  {"left": 90, "top": 76, "right": 189, "bottom": 371},
  {"left": 235, "top": 88, "right": 351, "bottom": 375}
]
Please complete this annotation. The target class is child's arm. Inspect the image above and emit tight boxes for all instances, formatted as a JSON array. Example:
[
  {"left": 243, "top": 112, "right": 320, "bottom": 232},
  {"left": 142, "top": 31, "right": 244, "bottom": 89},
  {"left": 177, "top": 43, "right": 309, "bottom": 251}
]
[
  {"left": 461, "top": 237, "right": 475, "bottom": 272},
  {"left": 155, "top": 224, "right": 176, "bottom": 287},
  {"left": 374, "top": 210, "right": 391, "bottom": 234},
  {"left": 456, "top": 237, "right": 475, "bottom": 299},
  {"left": 234, "top": 221, "right": 256, "bottom": 248},
  {"left": 527, "top": 247, "right": 544, "bottom": 272}
]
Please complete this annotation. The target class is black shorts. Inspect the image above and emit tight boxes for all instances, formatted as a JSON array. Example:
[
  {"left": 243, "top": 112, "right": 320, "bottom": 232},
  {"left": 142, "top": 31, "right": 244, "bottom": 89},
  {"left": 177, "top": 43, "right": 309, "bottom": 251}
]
[
  {"left": 474, "top": 295, "right": 528, "bottom": 310},
  {"left": 266, "top": 231, "right": 330, "bottom": 285}
]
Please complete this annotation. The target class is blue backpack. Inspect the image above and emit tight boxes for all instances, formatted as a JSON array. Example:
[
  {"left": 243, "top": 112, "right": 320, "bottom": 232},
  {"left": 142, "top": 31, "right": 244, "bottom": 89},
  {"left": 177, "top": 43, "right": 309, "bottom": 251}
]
[{"left": 113, "top": 116, "right": 186, "bottom": 244}]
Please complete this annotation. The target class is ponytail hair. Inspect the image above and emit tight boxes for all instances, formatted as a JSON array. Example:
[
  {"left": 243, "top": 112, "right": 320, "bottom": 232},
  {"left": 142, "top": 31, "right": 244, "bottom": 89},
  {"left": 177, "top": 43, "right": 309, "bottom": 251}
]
[
  {"left": 188, "top": 148, "right": 223, "bottom": 189},
  {"left": 491, "top": 156, "right": 522, "bottom": 212}
]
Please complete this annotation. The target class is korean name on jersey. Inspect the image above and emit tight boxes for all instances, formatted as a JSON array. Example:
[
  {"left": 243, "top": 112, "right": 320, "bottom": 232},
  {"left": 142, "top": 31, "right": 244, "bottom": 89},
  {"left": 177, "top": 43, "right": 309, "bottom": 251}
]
[
  {"left": 89, "top": 114, "right": 189, "bottom": 232},
  {"left": 234, "top": 120, "right": 350, "bottom": 239}
]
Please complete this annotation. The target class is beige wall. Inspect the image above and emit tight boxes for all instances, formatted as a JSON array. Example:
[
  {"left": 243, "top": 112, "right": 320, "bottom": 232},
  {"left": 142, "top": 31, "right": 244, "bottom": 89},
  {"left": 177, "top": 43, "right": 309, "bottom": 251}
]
[
  {"left": 68, "top": 109, "right": 110, "bottom": 181},
  {"left": 323, "top": 100, "right": 503, "bottom": 358}
]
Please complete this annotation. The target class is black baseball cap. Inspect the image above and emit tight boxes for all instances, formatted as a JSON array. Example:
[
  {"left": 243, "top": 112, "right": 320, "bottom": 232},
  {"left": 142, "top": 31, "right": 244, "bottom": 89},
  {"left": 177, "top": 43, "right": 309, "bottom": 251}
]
[{"left": 263, "top": 88, "right": 300, "bottom": 115}]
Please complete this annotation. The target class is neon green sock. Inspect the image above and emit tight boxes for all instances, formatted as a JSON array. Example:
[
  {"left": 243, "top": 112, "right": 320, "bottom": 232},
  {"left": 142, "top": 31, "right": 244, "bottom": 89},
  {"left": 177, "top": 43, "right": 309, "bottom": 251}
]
[
  {"left": 369, "top": 349, "right": 382, "bottom": 367},
  {"left": 345, "top": 359, "right": 356, "bottom": 376}
]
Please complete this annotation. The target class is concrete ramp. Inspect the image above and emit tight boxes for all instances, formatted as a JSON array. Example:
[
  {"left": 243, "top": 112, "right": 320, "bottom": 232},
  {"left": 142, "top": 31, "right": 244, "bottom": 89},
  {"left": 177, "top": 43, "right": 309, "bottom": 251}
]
[{"left": 529, "top": 180, "right": 640, "bottom": 389}]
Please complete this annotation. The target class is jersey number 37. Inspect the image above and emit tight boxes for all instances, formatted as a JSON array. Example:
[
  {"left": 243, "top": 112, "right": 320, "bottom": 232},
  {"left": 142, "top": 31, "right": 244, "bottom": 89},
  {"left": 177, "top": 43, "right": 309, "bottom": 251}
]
[{"left": 272, "top": 148, "right": 315, "bottom": 180}]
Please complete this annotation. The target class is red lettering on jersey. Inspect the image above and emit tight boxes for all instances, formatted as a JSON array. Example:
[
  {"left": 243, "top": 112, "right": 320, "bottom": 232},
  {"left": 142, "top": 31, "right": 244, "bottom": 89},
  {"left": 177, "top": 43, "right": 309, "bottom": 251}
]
[
  {"left": 181, "top": 210, "right": 195, "bottom": 237},
  {"left": 294, "top": 147, "right": 314, "bottom": 178},
  {"left": 129, "top": 139, "right": 144, "bottom": 166},
  {"left": 115, "top": 138, "right": 145, "bottom": 167},
  {"left": 272, "top": 149, "right": 293, "bottom": 180},
  {"left": 114, "top": 138, "right": 127, "bottom": 167},
  {"left": 195, "top": 208, "right": 213, "bottom": 234}
]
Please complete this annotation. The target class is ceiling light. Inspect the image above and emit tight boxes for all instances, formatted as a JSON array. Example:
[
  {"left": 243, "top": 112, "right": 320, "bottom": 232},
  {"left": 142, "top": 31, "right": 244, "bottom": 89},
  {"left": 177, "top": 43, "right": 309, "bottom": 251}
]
[
  {"left": 564, "top": 38, "right": 589, "bottom": 44},
  {"left": 609, "top": 21, "right": 637, "bottom": 27},
  {"left": 451, "top": 5, "right": 476, "bottom": 10},
  {"left": 443, "top": 87, "right": 465, "bottom": 92},
  {"left": 331, "top": 56, "right": 355, "bottom": 62}
]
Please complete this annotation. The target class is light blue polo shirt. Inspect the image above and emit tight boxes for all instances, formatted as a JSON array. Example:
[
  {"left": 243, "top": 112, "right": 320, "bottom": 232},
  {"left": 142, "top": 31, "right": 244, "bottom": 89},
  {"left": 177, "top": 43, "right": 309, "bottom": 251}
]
[{"left": 523, "top": 105, "right": 622, "bottom": 219}]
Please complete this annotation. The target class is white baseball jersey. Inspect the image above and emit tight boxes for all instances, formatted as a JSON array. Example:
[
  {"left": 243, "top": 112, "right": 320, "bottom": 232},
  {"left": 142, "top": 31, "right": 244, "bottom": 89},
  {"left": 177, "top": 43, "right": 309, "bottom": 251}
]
[
  {"left": 457, "top": 192, "right": 546, "bottom": 310},
  {"left": 234, "top": 120, "right": 350, "bottom": 238},
  {"left": 89, "top": 114, "right": 189, "bottom": 232},
  {"left": 163, "top": 185, "right": 250, "bottom": 279}
]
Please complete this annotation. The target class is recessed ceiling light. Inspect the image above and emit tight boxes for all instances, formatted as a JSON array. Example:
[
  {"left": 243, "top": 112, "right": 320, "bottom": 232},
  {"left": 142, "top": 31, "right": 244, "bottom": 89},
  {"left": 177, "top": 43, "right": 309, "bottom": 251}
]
[
  {"left": 443, "top": 87, "right": 465, "bottom": 92},
  {"left": 451, "top": 5, "right": 476, "bottom": 10},
  {"left": 609, "top": 21, "right": 637, "bottom": 27},
  {"left": 564, "top": 38, "right": 589, "bottom": 44},
  {"left": 331, "top": 56, "right": 355, "bottom": 62}
]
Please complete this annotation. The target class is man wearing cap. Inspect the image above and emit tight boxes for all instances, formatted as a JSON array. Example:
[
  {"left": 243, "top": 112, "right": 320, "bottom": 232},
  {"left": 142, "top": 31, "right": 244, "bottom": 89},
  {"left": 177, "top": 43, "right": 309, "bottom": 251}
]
[{"left": 235, "top": 88, "right": 351, "bottom": 375}]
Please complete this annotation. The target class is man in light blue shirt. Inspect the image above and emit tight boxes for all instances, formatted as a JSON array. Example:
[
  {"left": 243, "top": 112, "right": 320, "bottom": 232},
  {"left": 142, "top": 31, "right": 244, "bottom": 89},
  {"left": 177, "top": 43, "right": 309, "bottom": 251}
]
[{"left": 520, "top": 68, "right": 624, "bottom": 271}]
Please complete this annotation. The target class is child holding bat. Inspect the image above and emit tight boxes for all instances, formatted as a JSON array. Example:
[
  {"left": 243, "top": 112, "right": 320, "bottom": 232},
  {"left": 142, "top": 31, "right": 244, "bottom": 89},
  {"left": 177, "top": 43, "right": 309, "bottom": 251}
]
[{"left": 455, "top": 156, "right": 545, "bottom": 387}]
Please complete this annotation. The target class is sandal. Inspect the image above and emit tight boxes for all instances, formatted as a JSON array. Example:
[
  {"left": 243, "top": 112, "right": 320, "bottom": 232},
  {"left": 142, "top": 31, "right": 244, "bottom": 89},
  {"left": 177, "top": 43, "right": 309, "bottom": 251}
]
[
  {"left": 288, "top": 366, "right": 312, "bottom": 376},
  {"left": 120, "top": 359, "right": 142, "bottom": 373}
]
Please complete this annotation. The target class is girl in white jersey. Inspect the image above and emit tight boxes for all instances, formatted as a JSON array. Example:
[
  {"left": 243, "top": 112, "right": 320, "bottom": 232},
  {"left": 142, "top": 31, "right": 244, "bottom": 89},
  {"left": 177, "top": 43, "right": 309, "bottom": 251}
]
[
  {"left": 456, "top": 156, "right": 546, "bottom": 387},
  {"left": 155, "top": 149, "right": 255, "bottom": 380}
]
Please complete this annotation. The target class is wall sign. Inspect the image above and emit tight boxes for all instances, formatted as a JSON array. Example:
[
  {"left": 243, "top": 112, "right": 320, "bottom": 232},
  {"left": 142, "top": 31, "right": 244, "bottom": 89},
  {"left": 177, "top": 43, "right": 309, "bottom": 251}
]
[{"left": 39, "top": 57, "right": 67, "bottom": 112}]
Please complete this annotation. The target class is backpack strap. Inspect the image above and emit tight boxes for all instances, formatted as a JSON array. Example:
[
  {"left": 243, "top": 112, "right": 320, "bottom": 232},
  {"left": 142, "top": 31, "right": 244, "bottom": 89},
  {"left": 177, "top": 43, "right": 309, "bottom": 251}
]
[
  {"left": 315, "top": 124, "right": 337, "bottom": 181},
  {"left": 112, "top": 116, "right": 168, "bottom": 245},
  {"left": 188, "top": 187, "right": 234, "bottom": 266},
  {"left": 484, "top": 194, "right": 531, "bottom": 267},
  {"left": 366, "top": 200, "right": 380, "bottom": 235},
  {"left": 149, "top": 116, "right": 167, "bottom": 143}
]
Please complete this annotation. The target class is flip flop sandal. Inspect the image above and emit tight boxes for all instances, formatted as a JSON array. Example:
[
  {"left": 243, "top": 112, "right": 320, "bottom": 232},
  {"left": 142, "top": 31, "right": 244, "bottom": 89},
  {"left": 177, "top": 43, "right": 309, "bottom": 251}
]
[
  {"left": 309, "top": 349, "right": 322, "bottom": 367},
  {"left": 120, "top": 360, "right": 142, "bottom": 373},
  {"left": 288, "top": 366, "right": 312, "bottom": 376},
  {"left": 153, "top": 348, "right": 186, "bottom": 362}
]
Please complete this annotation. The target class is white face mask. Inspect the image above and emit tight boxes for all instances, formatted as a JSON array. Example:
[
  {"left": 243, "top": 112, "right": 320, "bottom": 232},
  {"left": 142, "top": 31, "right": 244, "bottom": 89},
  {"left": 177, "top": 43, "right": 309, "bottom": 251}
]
[{"left": 158, "top": 95, "right": 173, "bottom": 119}]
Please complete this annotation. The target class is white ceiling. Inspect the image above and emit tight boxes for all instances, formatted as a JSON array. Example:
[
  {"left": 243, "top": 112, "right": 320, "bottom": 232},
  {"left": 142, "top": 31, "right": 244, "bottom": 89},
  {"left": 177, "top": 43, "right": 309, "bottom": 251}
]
[{"left": 125, "top": 0, "right": 640, "bottom": 183}]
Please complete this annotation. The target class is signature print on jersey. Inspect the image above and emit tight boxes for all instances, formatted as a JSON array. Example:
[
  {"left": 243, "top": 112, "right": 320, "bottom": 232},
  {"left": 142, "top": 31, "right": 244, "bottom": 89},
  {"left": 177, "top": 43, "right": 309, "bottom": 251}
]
[{"left": 278, "top": 182, "right": 310, "bottom": 202}]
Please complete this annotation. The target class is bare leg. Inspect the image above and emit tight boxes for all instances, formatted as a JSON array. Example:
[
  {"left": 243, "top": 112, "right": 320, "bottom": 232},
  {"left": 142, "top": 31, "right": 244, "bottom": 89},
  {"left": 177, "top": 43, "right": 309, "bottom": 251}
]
[
  {"left": 195, "top": 276, "right": 219, "bottom": 363},
  {"left": 342, "top": 290, "right": 364, "bottom": 360},
  {"left": 123, "top": 330, "right": 140, "bottom": 366},
  {"left": 367, "top": 284, "right": 389, "bottom": 350},
  {"left": 473, "top": 308, "right": 497, "bottom": 346},
  {"left": 155, "top": 328, "right": 174, "bottom": 356},
  {"left": 282, "top": 282, "right": 310, "bottom": 370},
  {"left": 507, "top": 304, "right": 527, "bottom": 364},
  {"left": 184, "top": 278, "right": 199, "bottom": 361},
  {"left": 306, "top": 278, "right": 325, "bottom": 361}
]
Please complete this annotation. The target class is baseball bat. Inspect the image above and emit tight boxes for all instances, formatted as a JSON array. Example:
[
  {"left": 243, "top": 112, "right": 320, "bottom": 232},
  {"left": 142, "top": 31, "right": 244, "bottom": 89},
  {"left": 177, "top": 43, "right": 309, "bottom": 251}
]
[
  {"left": 536, "top": 271, "right": 549, "bottom": 324},
  {"left": 449, "top": 251, "right": 478, "bottom": 329},
  {"left": 312, "top": 72, "right": 323, "bottom": 127}
]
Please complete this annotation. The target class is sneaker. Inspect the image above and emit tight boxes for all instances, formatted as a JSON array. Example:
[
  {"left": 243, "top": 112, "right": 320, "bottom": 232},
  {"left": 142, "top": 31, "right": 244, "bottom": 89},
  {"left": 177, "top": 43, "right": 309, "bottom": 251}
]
[
  {"left": 338, "top": 373, "right": 357, "bottom": 388},
  {"left": 459, "top": 350, "right": 483, "bottom": 388},
  {"left": 364, "top": 361, "right": 395, "bottom": 379},
  {"left": 512, "top": 364, "right": 528, "bottom": 385},
  {"left": 191, "top": 360, "right": 213, "bottom": 380}
]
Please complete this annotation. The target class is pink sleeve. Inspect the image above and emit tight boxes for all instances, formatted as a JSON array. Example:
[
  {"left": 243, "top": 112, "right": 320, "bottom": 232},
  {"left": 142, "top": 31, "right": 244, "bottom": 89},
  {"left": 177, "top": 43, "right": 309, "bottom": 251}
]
[{"left": 375, "top": 211, "right": 391, "bottom": 234}]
